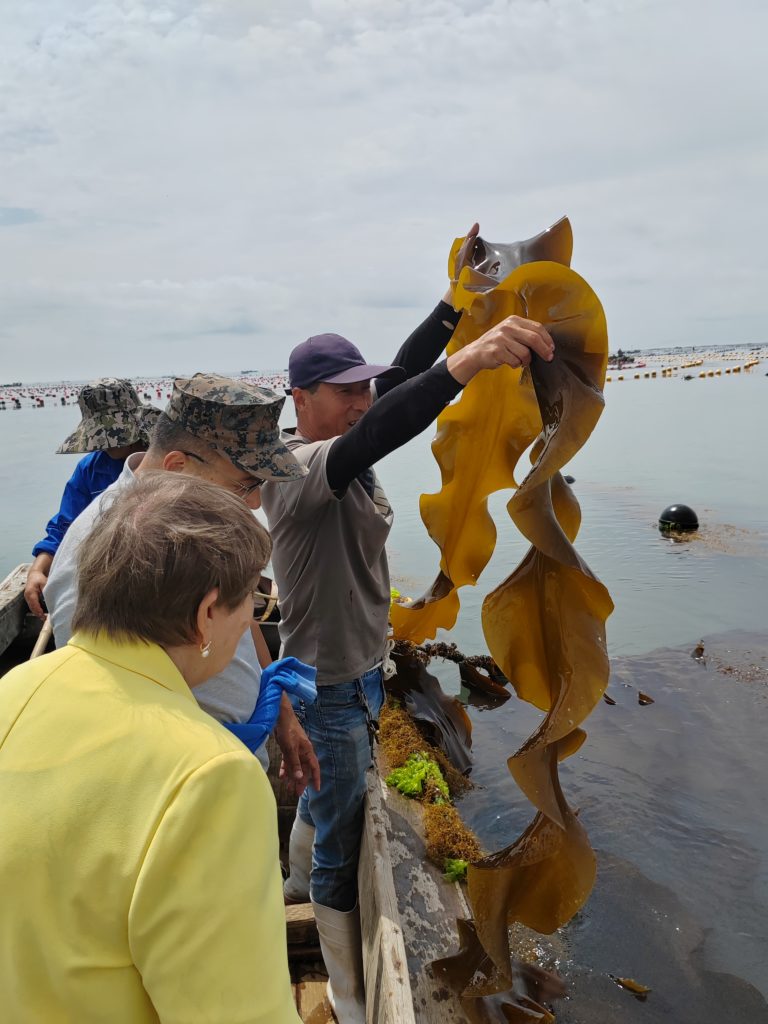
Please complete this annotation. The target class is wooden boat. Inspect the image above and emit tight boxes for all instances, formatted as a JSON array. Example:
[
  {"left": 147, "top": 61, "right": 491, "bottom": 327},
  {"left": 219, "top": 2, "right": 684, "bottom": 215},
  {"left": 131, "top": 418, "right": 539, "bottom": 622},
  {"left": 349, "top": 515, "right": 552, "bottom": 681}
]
[{"left": 0, "top": 564, "right": 473, "bottom": 1023}]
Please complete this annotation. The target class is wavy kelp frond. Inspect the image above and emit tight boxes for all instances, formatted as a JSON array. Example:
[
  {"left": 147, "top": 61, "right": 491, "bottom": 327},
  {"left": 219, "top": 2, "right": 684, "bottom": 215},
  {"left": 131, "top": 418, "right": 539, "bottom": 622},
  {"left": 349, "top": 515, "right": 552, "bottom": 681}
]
[
  {"left": 481, "top": 264, "right": 611, "bottom": 811},
  {"left": 393, "top": 257, "right": 606, "bottom": 648},
  {"left": 433, "top": 918, "right": 558, "bottom": 1023},
  {"left": 385, "top": 650, "right": 474, "bottom": 774},
  {"left": 464, "top": 263, "right": 612, "bottom": 992},
  {"left": 398, "top": 223, "right": 613, "bottom": 1013},
  {"left": 390, "top": 572, "right": 462, "bottom": 643},
  {"left": 465, "top": 774, "right": 596, "bottom": 998},
  {"left": 390, "top": 218, "right": 573, "bottom": 645}
]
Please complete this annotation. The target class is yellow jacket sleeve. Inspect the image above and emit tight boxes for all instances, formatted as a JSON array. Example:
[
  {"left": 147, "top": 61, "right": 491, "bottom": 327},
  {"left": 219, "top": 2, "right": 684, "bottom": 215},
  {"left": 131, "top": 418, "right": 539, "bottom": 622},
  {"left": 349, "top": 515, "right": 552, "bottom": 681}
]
[{"left": 128, "top": 750, "right": 300, "bottom": 1024}]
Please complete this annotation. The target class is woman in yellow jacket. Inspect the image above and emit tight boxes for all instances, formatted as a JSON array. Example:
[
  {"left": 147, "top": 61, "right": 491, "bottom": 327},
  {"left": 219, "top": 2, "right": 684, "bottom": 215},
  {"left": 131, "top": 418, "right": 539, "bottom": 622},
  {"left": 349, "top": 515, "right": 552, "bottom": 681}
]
[{"left": 0, "top": 472, "right": 300, "bottom": 1024}]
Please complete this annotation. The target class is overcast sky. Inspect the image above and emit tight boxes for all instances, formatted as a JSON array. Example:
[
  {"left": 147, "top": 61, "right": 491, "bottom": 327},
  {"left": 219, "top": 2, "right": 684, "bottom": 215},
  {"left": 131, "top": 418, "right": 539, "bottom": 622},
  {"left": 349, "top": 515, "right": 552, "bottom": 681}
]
[{"left": 2, "top": 0, "right": 766, "bottom": 382}]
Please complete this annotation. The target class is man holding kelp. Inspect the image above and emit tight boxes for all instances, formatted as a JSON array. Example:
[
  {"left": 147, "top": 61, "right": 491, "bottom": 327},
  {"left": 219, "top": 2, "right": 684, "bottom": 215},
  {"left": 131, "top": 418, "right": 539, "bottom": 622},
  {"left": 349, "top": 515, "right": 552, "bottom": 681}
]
[{"left": 263, "top": 224, "right": 556, "bottom": 1024}]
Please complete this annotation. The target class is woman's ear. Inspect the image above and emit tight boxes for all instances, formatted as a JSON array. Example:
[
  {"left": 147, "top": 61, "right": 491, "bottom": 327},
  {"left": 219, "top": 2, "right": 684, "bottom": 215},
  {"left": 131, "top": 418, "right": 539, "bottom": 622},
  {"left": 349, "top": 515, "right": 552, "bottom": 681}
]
[{"left": 194, "top": 587, "right": 220, "bottom": 644}]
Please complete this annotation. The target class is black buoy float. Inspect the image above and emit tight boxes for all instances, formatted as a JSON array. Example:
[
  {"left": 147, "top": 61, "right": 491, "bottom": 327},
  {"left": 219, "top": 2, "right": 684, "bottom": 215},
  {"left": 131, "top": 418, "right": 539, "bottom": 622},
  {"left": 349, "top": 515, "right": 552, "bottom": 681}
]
[{"left": 659, "top": 504, "right": 699, "bottom": 532}]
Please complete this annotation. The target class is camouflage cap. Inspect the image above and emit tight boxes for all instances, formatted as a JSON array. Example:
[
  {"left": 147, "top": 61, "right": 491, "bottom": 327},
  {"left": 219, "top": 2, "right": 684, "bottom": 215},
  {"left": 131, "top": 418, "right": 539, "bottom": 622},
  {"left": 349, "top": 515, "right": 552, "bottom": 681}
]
[
  {"left": 165, "top": 373, "right": 306, "bottom": 481},
  {"left": 57, "top": 378, "right": 161, "bottom": 455}
]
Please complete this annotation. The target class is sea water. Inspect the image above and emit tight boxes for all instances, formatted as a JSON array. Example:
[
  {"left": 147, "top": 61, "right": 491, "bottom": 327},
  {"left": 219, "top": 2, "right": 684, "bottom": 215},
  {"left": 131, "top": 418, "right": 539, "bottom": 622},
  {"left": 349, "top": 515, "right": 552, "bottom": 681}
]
[
  {"left": 380, "top": 367, "right": 768, "bottom": 1021},
  {"left": 1, "top": 367, "right": 766, "bottom": 1020}
]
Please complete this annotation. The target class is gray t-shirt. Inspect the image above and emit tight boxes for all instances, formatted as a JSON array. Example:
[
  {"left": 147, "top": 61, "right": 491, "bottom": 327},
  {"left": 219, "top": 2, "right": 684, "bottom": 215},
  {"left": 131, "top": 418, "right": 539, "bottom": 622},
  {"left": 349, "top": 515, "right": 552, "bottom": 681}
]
[
  {"left": 44, "top": 454, "right": 267, "bottom": 766},
  {"left": 261, "top": 433, "right": 393, "bottom": 685}
]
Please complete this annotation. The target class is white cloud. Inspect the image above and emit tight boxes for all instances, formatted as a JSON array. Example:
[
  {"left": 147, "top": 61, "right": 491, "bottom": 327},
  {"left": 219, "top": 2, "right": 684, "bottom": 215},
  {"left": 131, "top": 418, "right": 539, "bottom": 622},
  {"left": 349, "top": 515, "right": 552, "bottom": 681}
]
[{"left": 1, "top": 0, "right": 766, "bottom": 380}]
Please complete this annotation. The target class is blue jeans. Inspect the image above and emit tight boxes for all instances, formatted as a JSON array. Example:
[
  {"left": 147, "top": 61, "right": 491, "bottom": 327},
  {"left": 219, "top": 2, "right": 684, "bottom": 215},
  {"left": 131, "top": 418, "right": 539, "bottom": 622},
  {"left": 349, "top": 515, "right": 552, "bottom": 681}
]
[{"left": 294, "top": 667, "right": 385, "bottom": 912}]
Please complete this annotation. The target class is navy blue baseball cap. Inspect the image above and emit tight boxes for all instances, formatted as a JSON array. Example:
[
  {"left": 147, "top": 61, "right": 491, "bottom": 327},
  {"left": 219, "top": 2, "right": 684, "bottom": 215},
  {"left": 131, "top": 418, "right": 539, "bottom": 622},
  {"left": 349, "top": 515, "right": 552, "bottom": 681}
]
[{"left": 288, "top": 334, "right": 406, "bottom": 391}]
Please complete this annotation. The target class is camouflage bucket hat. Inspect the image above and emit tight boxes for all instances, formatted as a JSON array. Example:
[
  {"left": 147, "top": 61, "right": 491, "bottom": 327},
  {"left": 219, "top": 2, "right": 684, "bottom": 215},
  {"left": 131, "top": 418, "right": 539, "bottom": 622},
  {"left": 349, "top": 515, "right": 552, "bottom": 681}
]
[
  {"left": 165, "top": 373, "right": 306, "bottom": 482},
  {"left": 57, "top": 378, "right": 161, "bottom": 455}
]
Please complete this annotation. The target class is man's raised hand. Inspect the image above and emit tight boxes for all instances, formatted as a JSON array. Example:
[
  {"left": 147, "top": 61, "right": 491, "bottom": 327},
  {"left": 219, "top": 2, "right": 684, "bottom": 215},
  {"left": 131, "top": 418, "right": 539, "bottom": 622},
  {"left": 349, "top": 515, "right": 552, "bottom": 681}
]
[{"left": 447, "top": 315, "right": 555, "bottom": 385}]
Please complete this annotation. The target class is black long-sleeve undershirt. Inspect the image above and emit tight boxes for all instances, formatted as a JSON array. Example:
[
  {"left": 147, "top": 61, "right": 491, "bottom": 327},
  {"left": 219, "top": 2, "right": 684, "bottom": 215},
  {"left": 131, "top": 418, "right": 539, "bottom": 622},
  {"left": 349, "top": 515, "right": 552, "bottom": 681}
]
[
  {"left": 380, "top": 300, "right": 462, "bottom": 393},
  {"left": 325, "top": 301, "right": 464, "bottom": 493}
]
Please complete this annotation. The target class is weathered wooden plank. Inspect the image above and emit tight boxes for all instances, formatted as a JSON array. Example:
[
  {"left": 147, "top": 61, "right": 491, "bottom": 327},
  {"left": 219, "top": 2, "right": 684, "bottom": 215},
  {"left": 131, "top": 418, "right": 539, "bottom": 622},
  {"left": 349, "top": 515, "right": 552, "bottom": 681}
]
[
  {"left": 374, "top": 761, "right": 471, "bottom": 1023},
  {"left": 360, "top": 762, "right": 418, "bottom": 1024},
  {"left": 0, "top": 565, "right": 29, "bottom": 658},
  {"left": 298, "top": 982, "right": 335, "bottom": 1024},
  {"left": 286, "top": 902, "right": 319, "bottom": 948}
]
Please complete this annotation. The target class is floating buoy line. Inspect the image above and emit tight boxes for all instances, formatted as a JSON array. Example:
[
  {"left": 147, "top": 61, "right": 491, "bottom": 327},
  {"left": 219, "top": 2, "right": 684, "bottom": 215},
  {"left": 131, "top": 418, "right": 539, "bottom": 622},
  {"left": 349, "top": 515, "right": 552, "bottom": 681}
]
[{"left": 605, "top": 356, "right": 762, "bottom": 382}]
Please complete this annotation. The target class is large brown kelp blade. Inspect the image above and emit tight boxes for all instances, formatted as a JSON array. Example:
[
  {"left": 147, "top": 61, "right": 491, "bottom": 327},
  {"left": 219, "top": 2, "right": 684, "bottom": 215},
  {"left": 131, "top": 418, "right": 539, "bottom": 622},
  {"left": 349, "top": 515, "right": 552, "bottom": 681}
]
[
  {"left": 465, "top": 762, "right": 597, "bottom": 995},
  {"left": 432, "top": 918, "right": 558, "bottom": 1022},
  {"left": 464, "top": 262, "right": 612, "bottom": 992},
  {"left": 400, "top": 225, "right": 613, "bottom": 1010},
  {"left": 386, "top": 651, "right": 474, "bottom": 774},
  {"left": 390, "top": 219, "right": 573, "bottom": 644}
]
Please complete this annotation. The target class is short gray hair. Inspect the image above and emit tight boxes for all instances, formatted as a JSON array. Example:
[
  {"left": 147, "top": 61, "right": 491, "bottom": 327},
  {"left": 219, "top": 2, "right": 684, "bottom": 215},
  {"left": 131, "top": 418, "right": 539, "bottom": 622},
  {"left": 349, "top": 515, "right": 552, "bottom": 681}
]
[
  {"left": 147, "top": 411, "right": 212, "bottom": 459},
  {"left": 72, "top": 472, "right": 271, "bottom": 646}
]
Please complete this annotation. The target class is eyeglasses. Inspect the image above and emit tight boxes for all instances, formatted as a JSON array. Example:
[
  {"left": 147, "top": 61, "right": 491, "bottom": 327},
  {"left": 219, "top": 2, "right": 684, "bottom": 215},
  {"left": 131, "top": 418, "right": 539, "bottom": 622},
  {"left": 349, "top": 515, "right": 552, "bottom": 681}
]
[
  {"left": 180, "top": 451, "right": 263, "bottom": 499},
  {"left": 233, "top": 476, "right": 264, "bottom": 499}
]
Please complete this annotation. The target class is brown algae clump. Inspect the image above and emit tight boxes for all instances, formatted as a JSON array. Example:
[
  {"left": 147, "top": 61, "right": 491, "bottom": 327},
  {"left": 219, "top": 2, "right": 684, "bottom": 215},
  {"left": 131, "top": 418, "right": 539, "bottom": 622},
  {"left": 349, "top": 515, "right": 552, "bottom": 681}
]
[
  {"left": 380, "top": 700, "right": 482, "bottom": 879},
  {"left": 379, "top": 700, "right": 471, "bottom": 797},
  {"left": 423, "top": 803, "right": 484, "bottom": 879}
]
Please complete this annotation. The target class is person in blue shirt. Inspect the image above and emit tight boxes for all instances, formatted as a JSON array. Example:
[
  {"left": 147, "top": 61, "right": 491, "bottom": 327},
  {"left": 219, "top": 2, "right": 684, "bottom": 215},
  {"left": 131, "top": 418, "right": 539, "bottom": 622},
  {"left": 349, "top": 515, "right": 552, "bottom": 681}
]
[{"left": 25, "top": 378, "right": 160, "bottom": 617}]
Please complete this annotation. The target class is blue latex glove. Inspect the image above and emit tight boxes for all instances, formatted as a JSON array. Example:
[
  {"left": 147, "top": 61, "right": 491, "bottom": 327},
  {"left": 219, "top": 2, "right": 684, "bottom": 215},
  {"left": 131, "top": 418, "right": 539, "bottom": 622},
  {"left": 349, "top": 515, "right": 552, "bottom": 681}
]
[{"left": 223, "top": 657, "right": 317, "bottom": 754}]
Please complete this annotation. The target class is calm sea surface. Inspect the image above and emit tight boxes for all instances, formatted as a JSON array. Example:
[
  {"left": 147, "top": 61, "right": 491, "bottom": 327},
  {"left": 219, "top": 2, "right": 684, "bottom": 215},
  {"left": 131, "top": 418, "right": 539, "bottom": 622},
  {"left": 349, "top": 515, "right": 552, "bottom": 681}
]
[{"left": 1, "top": 366, "right": 767, "bottom": 1020}]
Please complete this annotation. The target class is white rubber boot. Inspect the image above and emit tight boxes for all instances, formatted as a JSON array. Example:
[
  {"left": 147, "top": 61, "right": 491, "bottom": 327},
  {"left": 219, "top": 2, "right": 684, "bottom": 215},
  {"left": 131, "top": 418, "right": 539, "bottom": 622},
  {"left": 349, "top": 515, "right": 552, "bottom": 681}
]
[
  {"left": 312, "top": 900, "right": 366, "bottom": 1024},
  {"left": 283, "top": 815, "right": 315, "bottom": 904}
]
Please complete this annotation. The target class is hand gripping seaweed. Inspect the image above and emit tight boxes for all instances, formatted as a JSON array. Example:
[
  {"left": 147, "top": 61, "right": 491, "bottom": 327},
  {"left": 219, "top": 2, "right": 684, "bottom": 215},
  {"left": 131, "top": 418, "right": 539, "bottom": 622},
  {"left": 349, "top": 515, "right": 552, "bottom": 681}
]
[{"left": 392, "top": 221, "right": 614, "bottom": 1018}]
